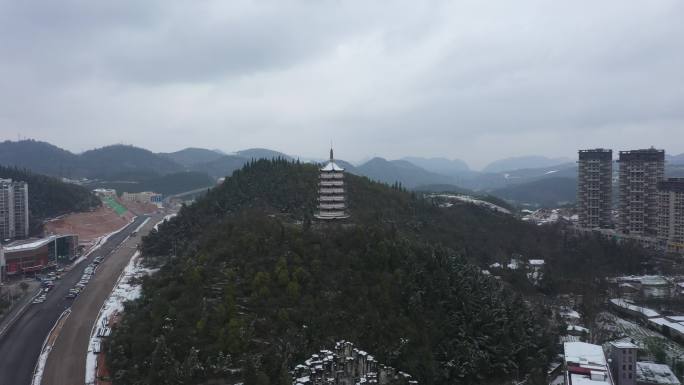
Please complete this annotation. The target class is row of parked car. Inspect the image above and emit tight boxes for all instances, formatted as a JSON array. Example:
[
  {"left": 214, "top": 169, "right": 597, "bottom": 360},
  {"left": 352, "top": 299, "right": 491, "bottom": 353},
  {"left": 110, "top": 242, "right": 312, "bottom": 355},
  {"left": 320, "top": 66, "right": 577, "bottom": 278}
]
[
  {"left": 32, "top": 270, "right": 63, "bottom": 304},
  {"left": 66, "top": 256, "right": 104, "bottom": 299}
]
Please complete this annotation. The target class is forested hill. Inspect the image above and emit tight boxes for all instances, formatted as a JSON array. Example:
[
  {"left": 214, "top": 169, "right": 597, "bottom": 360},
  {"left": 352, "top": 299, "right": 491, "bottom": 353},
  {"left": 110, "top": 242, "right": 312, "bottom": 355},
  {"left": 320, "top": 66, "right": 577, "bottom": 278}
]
[
  {"left": 0, "top": 166, "right": 100, "bottom": 234},
  {"left": 108, "top": 159, "right": 645, "bottom": 385}
]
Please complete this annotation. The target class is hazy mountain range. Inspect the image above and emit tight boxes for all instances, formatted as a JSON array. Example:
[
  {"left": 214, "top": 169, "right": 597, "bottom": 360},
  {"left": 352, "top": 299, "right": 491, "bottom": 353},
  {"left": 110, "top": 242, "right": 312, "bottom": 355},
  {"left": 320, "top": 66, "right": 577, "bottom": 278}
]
[{"left": 1, "top": 139, "right": 683, "bottom": 207}]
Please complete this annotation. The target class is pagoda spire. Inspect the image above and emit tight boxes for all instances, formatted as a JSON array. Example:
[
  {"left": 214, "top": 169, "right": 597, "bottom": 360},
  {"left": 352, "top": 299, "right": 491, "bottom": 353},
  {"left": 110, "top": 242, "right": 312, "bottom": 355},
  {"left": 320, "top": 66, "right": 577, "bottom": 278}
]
[{"left": 330, "top": 147, "right": 334, "bottom": 161}]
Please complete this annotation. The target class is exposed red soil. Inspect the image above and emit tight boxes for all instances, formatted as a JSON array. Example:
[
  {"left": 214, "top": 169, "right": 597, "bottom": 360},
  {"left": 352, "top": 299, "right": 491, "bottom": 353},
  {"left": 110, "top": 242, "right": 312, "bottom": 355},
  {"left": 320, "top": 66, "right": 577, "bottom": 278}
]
[{"left": 44, "top": 205, "right": 134, "bottom": 244}]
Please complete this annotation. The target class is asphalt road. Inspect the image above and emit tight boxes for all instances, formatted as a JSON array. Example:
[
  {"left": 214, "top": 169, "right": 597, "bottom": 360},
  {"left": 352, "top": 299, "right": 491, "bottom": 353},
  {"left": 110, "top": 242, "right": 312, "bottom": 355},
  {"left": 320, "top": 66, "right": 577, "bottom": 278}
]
[
  {"left": 42, "top": 214, "right": 160, "bottom": 385},
  {"left": 0, "top": 216, "right": 148, "bottom": 385}
]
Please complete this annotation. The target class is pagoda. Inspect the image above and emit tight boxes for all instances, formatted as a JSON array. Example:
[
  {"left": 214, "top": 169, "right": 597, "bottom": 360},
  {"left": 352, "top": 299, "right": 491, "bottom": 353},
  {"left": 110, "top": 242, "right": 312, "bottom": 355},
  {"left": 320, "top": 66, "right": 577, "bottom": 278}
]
[{"left": 315, "top": 147, "right": 350, "bottom": 220}]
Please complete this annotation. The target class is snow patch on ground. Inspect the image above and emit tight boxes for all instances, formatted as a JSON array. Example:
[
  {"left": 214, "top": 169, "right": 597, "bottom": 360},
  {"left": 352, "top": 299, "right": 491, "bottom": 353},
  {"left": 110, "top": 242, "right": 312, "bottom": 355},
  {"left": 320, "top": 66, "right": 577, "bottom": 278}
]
[
  {"left": 85, "top": 251, "right": 157, "bottom": 384},
  {"left": 429, "top": 194, "right": 512, "bottom": 214},
  {"left": 154, "top": 213, "right": 177, "bottom": 231}
]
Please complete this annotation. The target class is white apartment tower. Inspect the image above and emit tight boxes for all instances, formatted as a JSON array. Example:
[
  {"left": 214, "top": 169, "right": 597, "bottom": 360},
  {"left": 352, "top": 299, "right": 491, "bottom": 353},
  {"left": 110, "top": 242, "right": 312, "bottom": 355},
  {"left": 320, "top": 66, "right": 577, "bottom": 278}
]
[
  {"left": 0, "top": 179, "right": 29, "bottom": 240},
  {"left": 658, "top": 178, "right": 684, "bottom": 254}
]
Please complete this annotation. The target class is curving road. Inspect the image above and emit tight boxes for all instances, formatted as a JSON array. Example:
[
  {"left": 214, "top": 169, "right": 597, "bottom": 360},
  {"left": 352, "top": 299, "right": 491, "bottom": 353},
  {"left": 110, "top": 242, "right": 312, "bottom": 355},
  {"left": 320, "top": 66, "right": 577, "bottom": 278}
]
[{"left": 0, "top": 216, "right": 148, "bottom": 385}]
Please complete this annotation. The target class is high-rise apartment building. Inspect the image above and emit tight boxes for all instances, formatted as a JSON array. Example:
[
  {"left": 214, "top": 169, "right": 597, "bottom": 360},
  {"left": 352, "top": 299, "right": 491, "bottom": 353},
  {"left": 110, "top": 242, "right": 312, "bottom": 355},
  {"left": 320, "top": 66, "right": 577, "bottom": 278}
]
[
  {"left": 578, "top": 149, "right": 613, "bottom": 228},
  {"left": 618, "top": 149, "right": 665, "bottom": 236},
  {"left": 13, "top": 181, "right": 29, "bottom": 238},
  {"left": 0, "top": 179, "right": 29, "bottom": 240},
  {"left": 658, "top": 178, "right": 684, "bottom": 254}
]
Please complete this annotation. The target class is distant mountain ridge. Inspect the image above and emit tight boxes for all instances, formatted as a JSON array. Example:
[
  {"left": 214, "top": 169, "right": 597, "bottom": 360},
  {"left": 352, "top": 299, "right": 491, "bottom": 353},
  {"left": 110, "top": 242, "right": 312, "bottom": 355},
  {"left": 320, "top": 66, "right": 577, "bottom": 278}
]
[
  {"left": 80, "top": 144, "right": 183, "bottom": 178},
  {"left": 0, "top": 140, "right": 85, "bottom": 177},
  {"left": 235, "top": 148, "right": 292, "bottom": 161},
  {"left": 353, "top": 157, "right": 455, "bottom": 188},
  {"left": 667, "top": 153, "right": 684, "bottom": 165},
  {"left": 3, "top": 139, "right": 682, "bottom": 208},
  {"left": 401, "top": 156, "right": 471, "bottom": 175},
  {"left": 190, "top": 155, "right": 251, "bottom": 179},
  {"left": 0, "top": 140, "right": 297, "bottom": 182},
  {"left": 482, "top": 155, "right": 573, "bottom": 173},
  {"left": 159, "top": 148, "right": 224, "bottom": 167}
]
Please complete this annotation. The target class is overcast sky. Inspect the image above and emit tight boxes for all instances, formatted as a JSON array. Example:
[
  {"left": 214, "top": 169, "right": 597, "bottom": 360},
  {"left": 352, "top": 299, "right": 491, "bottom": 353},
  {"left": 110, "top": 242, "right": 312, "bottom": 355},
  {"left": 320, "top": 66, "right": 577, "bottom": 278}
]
[{"left": 0, "top": 1, "right": 682, "bottom": 169}]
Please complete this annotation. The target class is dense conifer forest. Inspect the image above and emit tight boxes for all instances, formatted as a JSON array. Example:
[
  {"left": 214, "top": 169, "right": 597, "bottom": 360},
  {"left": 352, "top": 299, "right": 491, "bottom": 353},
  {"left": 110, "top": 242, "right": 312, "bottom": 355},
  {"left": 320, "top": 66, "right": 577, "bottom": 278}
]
[
  {"left": 107, "top": 159, "right": 647, "bottom": 385},
  {"left": 0, "top": 166, "right": 100, "bottom": 234}
]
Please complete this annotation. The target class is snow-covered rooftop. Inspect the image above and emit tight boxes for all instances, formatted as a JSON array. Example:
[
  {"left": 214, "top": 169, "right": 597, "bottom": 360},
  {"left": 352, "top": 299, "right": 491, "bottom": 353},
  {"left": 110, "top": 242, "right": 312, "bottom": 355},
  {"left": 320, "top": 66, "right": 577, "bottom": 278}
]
[
  {"left": 637, "top": 362, "right": 681, "bottom": 385},
  {"left": 568, "top": 325, "right": 590, "bottom": 334},
  {"left": 564, "top": 342, "right": 611, "bottom": 385},
  {"left": 610, "top": 341, "right": 638, "bottom": 349},
  {"left": 564, "top": 342, "right": 607, "bottom": 366},
  {"left": 4, "top": 236, "right": 56, "bottom": 252},
  {"left": 610, "top": 298, "right": 660, "bottom": 318},
  {"left": 649, "top": 318, "right": 684, "bottom": 335},
  {"left": 321, "top": 161, "right": 344, "bottom": 172},
  {"left": 560, "top": 308, "right": 581, "bottom": 319}
]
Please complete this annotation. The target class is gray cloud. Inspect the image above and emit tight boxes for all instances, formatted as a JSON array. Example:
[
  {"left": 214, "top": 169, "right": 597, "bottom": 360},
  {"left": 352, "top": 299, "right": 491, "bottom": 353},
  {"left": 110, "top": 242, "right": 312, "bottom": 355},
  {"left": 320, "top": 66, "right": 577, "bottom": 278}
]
[{"left": 0, "top": 0, "right": 682, "bottom": 169}]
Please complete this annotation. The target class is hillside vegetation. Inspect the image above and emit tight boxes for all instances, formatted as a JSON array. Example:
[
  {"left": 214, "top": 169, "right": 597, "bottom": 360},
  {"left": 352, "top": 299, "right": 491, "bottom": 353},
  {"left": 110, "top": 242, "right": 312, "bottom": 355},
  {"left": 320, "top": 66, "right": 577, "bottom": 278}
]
[
  {"left": 0, "top": 166, "right": 100, "bottom": 234},
  {"left": 80, "top": 145, "right": 183, "bottom": 178},
  {"left": 491, "top": 177, "right": 577, "bottom": 207},
  {"left": 91, "top": 171, "right": 214, "bottom": 196},
  {"left": 160, "top": 148, "right": 225, "bottom": 167},
  {"left": 107, "top": 159, "right": 647, "bottom": 385}
]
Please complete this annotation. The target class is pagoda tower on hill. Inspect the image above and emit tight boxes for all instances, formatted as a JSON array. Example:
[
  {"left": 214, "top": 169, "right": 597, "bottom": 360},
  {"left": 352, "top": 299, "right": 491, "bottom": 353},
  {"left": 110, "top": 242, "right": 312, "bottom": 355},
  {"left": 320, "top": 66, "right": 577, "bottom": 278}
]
[{"left": 315, "top": 147, "right": 350, "bottom": 220}]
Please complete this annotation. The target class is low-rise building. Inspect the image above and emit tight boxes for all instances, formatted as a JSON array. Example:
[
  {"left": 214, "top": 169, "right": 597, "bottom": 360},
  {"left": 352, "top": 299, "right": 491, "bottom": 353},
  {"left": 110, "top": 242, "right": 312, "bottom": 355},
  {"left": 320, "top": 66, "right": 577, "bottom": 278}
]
[
  {"left": 292, "top": 341, "right": 417, "bottom": 385},
  {"left": 646, "top": 316, "right": 684, "bottom": 343},
  {"left": 609, "top": 298, "right": 661, "bottom": 323},
  {"left": 2, "top": 234, "right": 78, "bottom": 278},
  {"left": 121, "top": 191, "right": 163, "bottom": 208},
  {"left": 560, "top": 307, "right": 582, "bottom": 326},
  {"left": 636, "top": 362, "right": 680, "bottom": 385},
  {"left": 93, "top": 188, "right": 117, "bottom": 198},
  {"left": 564, "top": 341, "right": 614, "bottom": 385},
  {"left": 610, "top": 276, "right": 672, "bottom": 300},
  {"left": 609, "top": 341, "right": 638, "bottom": 385}
]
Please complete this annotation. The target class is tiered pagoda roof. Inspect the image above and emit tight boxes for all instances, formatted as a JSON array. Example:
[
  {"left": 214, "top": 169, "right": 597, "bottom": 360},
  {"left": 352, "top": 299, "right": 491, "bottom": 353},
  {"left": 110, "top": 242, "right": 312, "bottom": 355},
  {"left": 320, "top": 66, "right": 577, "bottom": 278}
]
[{"left": 315, "top": 148, "right": 349, "bottom": 220}]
